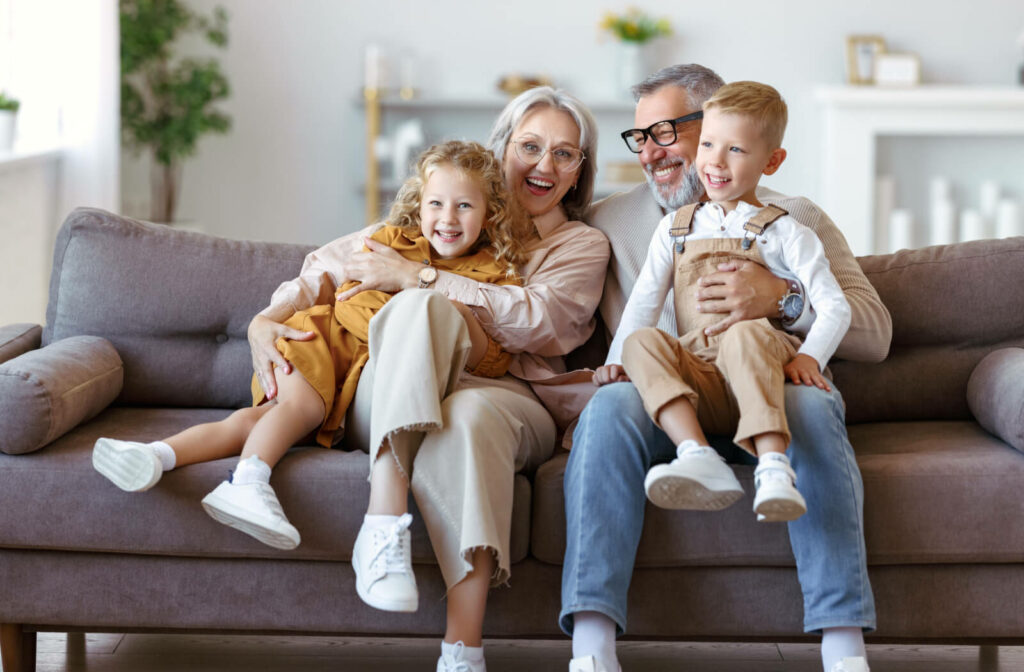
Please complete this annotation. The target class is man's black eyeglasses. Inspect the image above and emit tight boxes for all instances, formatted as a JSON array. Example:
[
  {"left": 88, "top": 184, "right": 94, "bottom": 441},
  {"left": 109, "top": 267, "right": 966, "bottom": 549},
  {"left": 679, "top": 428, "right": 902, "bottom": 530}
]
[{"left": 620, "top": 111, "right": 704, "bottom": 153}]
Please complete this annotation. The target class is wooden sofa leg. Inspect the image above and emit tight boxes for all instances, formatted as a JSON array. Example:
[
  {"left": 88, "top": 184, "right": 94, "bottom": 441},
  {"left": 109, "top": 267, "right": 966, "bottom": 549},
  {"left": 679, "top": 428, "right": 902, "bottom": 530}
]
[
  {"left": 1, "top": 624, "right": 36, "bottom": 672},
  {"left": 979, "top": 644, "right": 999, "bottom": 672}
]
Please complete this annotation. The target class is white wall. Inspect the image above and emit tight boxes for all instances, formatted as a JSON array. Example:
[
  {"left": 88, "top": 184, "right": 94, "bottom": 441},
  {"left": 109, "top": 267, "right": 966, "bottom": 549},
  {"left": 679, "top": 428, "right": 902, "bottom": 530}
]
[{"left": 124, "top": 0, "right": 1024, "bottom": 246}]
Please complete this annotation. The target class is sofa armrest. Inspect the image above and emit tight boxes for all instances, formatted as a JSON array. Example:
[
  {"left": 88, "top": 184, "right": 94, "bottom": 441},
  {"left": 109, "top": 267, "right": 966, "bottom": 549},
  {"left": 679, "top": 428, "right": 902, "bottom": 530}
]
[
  {"left": 0, "top": 323, "right": 42, "bottom": 365},
  {"left": 967, "top": 347, "right": 1024, "bottom": 453},
  {"left": 0, "top": 335, "right": 123, "bottom": 455}
]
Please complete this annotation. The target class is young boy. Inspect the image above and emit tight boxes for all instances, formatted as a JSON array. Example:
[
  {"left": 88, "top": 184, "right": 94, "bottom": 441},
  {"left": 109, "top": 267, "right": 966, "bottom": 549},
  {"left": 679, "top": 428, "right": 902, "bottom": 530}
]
[{"left": 595, "top": 80, "right": 851, "bottom": 522}]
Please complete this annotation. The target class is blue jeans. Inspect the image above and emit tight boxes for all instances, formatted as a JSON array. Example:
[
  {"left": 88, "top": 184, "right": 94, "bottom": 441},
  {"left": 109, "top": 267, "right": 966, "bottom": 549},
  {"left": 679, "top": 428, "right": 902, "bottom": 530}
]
[{"left": 559, "top": 381, "right": 876, "bottom": 636}]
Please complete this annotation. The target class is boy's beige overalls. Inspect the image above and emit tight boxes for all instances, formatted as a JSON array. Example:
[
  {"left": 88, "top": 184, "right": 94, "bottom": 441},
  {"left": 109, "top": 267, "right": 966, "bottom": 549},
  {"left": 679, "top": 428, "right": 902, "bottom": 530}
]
[{"left": 621, "top": 202, "right": 805, "bottom": 454}]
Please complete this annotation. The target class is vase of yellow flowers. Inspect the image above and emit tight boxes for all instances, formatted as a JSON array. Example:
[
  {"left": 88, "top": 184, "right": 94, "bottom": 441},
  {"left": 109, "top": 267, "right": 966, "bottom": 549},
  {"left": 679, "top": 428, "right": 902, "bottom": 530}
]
[{"left": 600, "top": 8, "right": 672, "bottom": 96}]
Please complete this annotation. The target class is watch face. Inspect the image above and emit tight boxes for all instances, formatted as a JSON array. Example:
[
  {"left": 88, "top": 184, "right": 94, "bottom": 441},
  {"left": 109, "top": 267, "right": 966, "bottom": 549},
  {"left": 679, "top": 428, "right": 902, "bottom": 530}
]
[
  {"left": 418, "top": 266, "right": 437, "bottom": 284},
  {"left": 783, "top": 293, "right": 804, "bottom": 319}
]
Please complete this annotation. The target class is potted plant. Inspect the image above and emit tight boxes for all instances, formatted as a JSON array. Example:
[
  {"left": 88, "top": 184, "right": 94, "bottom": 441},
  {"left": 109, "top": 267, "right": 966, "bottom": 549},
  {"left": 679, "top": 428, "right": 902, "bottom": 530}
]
[
  {"left": 0, "top": 91, "right": 19, "bottom": 153},
  {"left": 599, "top": 7, "right": 672, "bottom": 95},
  {"left": 121, "top": 0, "right": 232, "bottom": 224}
]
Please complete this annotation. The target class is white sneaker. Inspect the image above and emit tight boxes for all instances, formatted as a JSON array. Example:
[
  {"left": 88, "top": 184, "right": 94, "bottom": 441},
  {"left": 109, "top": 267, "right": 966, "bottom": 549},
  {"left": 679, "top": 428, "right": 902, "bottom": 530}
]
[
  {"left": 352, "top": 513, "right": 418, "bottom": 612},
  {"left": 92, "top": 438, "right": 163, "bottom": 492},
  {"left": 753, "top": 454, "right": 807, "bottom": 522},
  {"left": 831, "top": 656, "right": 870, "bottom": 672},
  {"left": 436, "top": 641, "right": 486, "bottom": 672},
  {"left": 568, "top": 654, "right": 621, "bottom": 672},
  {"left": 201, "top": 481, "right": 301, "bottom": 550},
  {"left": 643, "top": 441, "right": 744, "bottom": 510}
]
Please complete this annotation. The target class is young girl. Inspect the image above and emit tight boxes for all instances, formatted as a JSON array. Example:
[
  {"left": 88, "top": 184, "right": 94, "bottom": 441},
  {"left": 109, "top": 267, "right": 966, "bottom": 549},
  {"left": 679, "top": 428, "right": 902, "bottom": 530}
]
[{"left": 92, "top": 141, "right": 530, "bottom": 613}]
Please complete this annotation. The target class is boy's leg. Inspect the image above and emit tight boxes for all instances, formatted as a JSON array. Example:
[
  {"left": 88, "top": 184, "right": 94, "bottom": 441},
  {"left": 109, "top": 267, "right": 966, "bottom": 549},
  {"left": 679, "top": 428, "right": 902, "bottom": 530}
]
[{"left": 784, "top": 384, "right": 875, "bottom": 669}]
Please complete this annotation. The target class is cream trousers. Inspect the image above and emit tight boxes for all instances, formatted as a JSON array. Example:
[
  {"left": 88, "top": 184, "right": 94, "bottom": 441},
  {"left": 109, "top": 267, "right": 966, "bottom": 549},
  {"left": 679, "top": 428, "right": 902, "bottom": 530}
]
[{"left": 343, "top": 289, "right": 556, "bottom": 588}]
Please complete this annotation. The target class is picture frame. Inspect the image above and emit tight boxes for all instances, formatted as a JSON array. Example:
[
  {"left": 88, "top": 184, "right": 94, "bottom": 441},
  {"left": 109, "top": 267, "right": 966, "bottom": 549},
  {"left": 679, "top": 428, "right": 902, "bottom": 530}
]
[
  {"left": 874, "top": 52, "right": 921, "bottom": 87},
  {"left": 845, "top": 35, "right": 886, "bottom": 85}
]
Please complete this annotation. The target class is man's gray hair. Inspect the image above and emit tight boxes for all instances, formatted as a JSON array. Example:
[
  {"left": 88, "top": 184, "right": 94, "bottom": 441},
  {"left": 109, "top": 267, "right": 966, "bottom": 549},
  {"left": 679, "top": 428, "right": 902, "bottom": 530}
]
[
  {"left": 631, "top": 64, "right": 726, "bottom": 108},
  {"left": 486, "top": 86, "right": 598, "bottom": 222}
]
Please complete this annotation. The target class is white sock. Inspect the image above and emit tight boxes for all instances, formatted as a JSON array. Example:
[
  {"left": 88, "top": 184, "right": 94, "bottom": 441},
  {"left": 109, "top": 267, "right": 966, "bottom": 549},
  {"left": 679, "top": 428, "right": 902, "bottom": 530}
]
[
  {"left": 821, "top": 627, "right": 866, "bottom": 671},
  {"left": 231, "top": 455, "right": 272, "bottom": 485},
  {"left": 759, "top": 451, "right": 791, "bottom": 467},
  {"left": 149, "top": 441, "right": 176, "bottom": 471},
  {"left": 441, "top": 640, "right": 485, "bottom": 666},
  {"left": 572, "top": 611, "right": 618, "bottom": 671},
  {"left": 363, "top": 513, "right": 401, "bottom": 529}
]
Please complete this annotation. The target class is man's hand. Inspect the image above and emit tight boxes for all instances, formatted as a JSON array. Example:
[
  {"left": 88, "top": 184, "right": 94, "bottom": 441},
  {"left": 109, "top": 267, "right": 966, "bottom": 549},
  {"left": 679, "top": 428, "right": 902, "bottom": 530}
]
[
  {"left": 248, "top": 315, "right": 315, "bottom": 400},
  {"left": 696, "top": 259, "right": 789, "bottom": 336},
  {"left": 783, "top": 353, "right": 832, "bottom": 391},
  {"left": 593, "top": 364, "right": 630, "bottom": 386},
  {"left": 334, "top": 237, "right": 422, "bottom": 302}
]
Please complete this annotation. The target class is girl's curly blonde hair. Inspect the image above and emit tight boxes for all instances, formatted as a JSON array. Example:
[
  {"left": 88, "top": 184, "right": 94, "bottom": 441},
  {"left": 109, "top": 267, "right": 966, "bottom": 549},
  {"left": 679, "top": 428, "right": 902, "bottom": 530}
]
[{"left": 388, "top": 140, "right": 531, "bottom": 278}]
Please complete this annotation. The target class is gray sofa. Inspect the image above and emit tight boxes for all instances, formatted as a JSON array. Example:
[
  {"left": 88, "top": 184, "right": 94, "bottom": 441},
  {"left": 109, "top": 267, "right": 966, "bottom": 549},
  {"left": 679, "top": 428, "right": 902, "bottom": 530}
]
[{"left": 2, "top": 208, "right": 1023, "bottom": 671}]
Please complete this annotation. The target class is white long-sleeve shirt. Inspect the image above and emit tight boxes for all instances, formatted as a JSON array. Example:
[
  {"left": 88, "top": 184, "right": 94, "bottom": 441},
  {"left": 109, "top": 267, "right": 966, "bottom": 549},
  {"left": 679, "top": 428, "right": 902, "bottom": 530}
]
[{"left": 606, "top": 200, "right": 851, "bottom": 368}]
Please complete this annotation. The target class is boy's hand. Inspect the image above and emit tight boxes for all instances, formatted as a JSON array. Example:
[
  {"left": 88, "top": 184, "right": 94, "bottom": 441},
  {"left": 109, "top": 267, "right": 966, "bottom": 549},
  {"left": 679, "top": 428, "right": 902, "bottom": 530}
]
[
  {"left": 593, "top": 364, "right": 630, "bottom": 386},
  {"left": 783, "top": 353, "right": 831, "bottom": 392}
]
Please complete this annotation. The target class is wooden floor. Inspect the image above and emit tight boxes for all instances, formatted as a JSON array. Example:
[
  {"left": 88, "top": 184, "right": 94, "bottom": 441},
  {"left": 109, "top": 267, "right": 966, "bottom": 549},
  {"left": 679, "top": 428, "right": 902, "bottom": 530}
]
[{"left": 6, "top": 633, "right": 1021, "bottom": 672}]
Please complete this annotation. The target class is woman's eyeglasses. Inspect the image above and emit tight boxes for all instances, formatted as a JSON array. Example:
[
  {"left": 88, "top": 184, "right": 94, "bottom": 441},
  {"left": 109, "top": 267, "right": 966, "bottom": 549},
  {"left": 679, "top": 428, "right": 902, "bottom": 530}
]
[{"left": 510, "top": 137, "right": 586, "bottom": 172}]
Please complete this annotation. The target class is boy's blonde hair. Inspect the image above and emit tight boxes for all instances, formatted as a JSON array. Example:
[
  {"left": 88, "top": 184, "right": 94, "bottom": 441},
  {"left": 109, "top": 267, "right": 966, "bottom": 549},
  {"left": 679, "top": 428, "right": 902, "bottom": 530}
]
[
  {"left": 703, "top": 81, "right": 788, "bottom": 148},
  {"left": 388, "top": 140, "right": 531, "bottom": 278}
]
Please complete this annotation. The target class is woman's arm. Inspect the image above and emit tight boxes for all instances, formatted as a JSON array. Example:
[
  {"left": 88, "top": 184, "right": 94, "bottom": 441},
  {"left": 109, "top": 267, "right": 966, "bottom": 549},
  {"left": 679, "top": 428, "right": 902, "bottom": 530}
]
[{"left": 433, "top": 224, "right": 611, "bottom": 357}]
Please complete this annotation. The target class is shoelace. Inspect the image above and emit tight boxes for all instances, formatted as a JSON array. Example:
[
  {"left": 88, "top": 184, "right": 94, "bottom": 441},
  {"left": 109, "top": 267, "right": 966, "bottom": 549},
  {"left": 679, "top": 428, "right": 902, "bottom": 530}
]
[
  {"left": 440, "top": 641, "right": 473, "bottom": 672},
  {"left": 370, "top": 512, "right": 413, "bottom": 575}
]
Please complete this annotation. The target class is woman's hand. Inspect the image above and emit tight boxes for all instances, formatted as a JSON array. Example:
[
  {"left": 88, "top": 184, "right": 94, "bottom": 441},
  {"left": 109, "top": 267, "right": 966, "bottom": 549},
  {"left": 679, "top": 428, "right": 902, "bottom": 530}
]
[
  {"left": 783, "top": 353, "right": 832, "bottom": 392},
  {"left": 334, "top": 237, "right": 422, "bottom": 302},
  {"left": 247, "top": 314, "right": 315, "bottom": 400},
  {"left": 593, "top": 364, "right": 630, "bottom": 386},
  {"left": 696, "top": 260, "right": 789, "bottom": 337}
]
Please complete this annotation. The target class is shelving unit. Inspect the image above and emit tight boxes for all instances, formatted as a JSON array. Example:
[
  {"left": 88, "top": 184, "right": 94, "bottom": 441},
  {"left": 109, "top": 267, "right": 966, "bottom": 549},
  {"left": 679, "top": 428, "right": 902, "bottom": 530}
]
[
  {"left": 358, "top": 94, "right": 643, "bottom": 223},
  {"left": 816, "top": 85, "right": 1024, "bottom": 255}
]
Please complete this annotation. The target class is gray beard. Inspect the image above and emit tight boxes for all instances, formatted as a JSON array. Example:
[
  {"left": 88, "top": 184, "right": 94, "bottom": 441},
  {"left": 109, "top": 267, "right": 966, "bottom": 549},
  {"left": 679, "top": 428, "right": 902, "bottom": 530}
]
[{"left": 646, "top": 164, "right": 706, "bottom": 211}]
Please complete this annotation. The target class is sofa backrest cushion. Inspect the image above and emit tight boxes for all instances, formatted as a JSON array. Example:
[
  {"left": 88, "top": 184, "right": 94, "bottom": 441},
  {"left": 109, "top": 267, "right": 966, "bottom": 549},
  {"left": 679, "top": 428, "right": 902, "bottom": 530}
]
[
  {"left": 833, "top": 237, "right": 1024, "bottom": 423},
  {"left": 43, "top": 208, "right": 315, "bottom": 408}
]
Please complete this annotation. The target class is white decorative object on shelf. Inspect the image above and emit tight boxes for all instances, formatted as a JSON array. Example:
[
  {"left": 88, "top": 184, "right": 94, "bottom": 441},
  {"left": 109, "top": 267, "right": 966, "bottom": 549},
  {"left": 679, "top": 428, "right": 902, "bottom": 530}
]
[
  {"left": 930, "top": 197, "right": 956, "bottom": 246},
  {"left": 960, "top": 209, "right": 987, "bottom": 242},
  {"left": 979, "top": 180, "right": 1000, "bottom": 221},
  {"left": 996, "top": 199, "right": 1022, "bottom": 238},
  {"left": 374, "top": 119, "right": 425, "bottom": 182},
  {"left": 874, "top": 175, "right": 896, "bottom": 250},
  {"left": 816, "top": 86, "right": 1024, "bottom": 255},
  {"left": 889, "top": 209, "right": 914, "bottom": 251}
]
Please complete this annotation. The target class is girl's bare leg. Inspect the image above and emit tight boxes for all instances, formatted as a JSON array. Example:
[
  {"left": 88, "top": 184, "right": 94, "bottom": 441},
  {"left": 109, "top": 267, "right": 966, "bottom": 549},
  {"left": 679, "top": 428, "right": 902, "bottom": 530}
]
[
  {"left": 163, "top": 405, "right": 273, "bottom": 467},
  {"left": 239, "top": 367, "right": 325, "bottom": 468}
]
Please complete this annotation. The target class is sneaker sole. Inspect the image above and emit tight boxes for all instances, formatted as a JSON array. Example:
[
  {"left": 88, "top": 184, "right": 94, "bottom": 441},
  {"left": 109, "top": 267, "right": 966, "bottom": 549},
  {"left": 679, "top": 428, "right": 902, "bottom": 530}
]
[
  {"left": 201, "top": 492, "right": 300, "bottom": 550},
  {"left": 644, "top": 469, "right": 744, "bottom": 511},
  {"left": 92, "top": 439, "right": 162, "bottom": 492},
  {"left": 754, "top": 490, "right": 807, "bottom": 522}
]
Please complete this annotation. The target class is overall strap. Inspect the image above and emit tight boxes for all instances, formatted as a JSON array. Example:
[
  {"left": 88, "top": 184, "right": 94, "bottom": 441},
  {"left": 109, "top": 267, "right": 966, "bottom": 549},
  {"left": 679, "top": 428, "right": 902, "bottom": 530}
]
[
  {"left": 668, "top": 202, "right": 703, "bottom": 254},
  {"left": 741, "top": 204, "right": 789, "bottom": 250}
]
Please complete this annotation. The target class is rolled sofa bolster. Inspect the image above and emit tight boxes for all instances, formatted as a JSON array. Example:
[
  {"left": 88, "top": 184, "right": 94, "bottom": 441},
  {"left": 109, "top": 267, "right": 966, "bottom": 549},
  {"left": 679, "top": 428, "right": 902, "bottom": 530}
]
[
  {"left": 967, "top": 347, "right": 1024, "bottom": 453},
  {"left": 0, "top": 323, "right": 43, "bottom": 365},
  {"left": 0, "top": 335, "right": 123, "bottom": 455}
]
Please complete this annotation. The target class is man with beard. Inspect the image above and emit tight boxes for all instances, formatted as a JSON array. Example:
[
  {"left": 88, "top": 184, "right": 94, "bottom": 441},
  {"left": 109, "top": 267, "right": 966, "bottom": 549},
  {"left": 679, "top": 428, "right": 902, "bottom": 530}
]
[{"left": 561, "top": 64, "right": 892, "bottom": 672}]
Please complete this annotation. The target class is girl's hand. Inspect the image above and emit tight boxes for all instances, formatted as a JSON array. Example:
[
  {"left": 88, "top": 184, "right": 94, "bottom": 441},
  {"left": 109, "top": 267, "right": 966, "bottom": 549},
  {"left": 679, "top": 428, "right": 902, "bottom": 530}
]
[
  {"left": 593, "top": 364, "right": 630, "bottom": 386},
  {"left": 335, "top": 237, "right": 422, "bottom": 302},
  {"left": 247, "top": 314, "right": 315, "bottom": 400},
  {"left": 783, "top": 353, "right": 831, "bottom": 392}
]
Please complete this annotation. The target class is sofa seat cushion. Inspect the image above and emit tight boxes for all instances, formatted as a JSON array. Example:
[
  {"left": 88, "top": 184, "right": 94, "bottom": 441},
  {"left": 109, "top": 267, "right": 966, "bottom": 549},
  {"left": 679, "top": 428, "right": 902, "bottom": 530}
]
[
  {"left": 0, "top": 408, "right": 532, "bottom": 565},
  {"left": 531, "top": 420, "right": 1024, "bottom": 567}
]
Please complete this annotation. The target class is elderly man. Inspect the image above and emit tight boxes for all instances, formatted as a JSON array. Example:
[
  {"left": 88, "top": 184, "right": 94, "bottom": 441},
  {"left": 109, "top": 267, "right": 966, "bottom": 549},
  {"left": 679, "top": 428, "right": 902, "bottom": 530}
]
[{"left": 561, "top": 64, "right": 891, "bottom": 672}]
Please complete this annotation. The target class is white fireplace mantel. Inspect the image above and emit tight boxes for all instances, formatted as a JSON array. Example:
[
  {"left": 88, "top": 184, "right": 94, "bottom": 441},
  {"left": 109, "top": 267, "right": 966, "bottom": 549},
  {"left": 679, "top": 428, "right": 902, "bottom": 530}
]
[{"left": 816, "top": 85, "right": 1024, "bottom": 256}]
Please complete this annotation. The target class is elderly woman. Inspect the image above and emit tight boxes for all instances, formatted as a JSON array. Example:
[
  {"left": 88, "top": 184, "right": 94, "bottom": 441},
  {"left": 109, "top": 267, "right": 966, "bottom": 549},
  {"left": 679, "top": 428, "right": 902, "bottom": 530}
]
[{"left": 247, "top": 86, "right": 609, "bottom": 672}]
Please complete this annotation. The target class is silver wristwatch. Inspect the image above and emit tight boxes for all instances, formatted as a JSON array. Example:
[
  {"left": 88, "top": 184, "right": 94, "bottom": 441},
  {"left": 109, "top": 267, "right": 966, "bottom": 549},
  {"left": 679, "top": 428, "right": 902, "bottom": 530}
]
[{"left": 778, "top": 279, "right": 804, "bottom": 326}]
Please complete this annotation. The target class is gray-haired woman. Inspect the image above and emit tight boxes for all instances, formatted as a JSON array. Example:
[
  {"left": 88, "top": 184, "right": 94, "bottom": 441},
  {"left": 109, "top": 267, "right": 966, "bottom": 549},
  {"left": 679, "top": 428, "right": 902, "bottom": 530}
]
[{"left": 246, "top": 86, "right": 609, "bottom": 671}]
